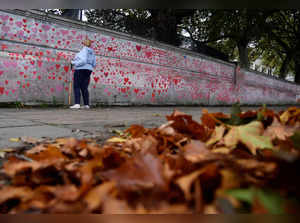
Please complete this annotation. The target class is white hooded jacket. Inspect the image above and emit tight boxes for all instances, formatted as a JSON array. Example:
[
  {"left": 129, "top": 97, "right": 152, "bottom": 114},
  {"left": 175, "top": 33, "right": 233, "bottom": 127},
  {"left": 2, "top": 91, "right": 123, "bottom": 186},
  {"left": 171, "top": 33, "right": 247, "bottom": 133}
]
[{"left": 71, "top": 47, "right": 96, "bottom": 71}]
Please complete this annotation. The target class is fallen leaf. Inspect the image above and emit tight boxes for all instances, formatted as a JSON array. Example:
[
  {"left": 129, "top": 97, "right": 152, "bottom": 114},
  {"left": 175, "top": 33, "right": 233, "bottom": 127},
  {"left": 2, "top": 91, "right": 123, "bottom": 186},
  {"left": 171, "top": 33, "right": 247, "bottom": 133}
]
[
  {"left": 206, "top": 125, "right": 226, "bottom": 147},
  {"left": 264, "top": 118, "right": 297, "bottom": 140},
  {"left": 183, "top": 140, "right": 217, "bottom": 163},
  {"left": 224, "top": 121, "right": 273, "bottom": 155},
  {"left": 20, "top": 136, "right": 40, "bottom": 144},
  {"left": 0, "top": 148, "right": 15, "bottom": 158},
  {"left": 106, "top": 137, "right": 128, "bottom": 143},
  {"left": 9, "top": 138, "right": 20, "bottom": 142},
  {"left": 84, "top": 181, "right": 116, "bottom": 211},
  {"left": 176, "top": 167, "right": 208, "bottom": 200},
  {"left": 101, "top": 152, "right": 167, "bottom": 192},
  {"left": 290, "top": 130, "right": 300, "bottom": 150},
  {"left": 0, "top": 186, "right": 34, "bottom": 210},
  {"left": 166, "top": 110, "right": 210, "bottom": 141}
]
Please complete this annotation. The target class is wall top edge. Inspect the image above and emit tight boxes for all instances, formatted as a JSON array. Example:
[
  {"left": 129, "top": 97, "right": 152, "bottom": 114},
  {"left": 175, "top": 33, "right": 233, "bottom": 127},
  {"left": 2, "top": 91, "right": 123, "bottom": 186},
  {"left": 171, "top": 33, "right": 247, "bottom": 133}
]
[{"left": 241, "top": 68, "right": 300, "bottom": 87}]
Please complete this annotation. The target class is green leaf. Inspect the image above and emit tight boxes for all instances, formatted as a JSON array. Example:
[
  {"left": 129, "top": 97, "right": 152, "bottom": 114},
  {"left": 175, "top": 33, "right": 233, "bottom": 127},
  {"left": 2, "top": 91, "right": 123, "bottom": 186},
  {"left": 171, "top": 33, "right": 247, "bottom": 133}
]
[
  {"left": 226, "top": 188, "right": 255, "bottom": 204},
  {"left": 257, "top": 104, "right": 267, "bottom": 121},
  {"left": 227, "top": 188, "right": 286, "bottom": 214},
  {"left": 227, "top": 102, "right": 243, "bottom": 125},
  {"left": 290, "top": 130, "right": 300, "bottom": 150},
  {"left": 224, "top": 121, "right": 273, "bottom": 155},
  {"left": 257, "top": 189, "right": 285, "bottom": 214}
]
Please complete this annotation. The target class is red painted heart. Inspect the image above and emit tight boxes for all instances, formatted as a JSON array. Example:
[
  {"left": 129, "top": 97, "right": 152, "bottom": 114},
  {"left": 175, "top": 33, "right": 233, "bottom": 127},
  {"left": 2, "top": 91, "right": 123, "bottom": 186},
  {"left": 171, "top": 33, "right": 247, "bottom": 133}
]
[
  {"left": 0, "top": 87, "right": 4, "bottom": 95},
  {"left": 37, "top": 61, "right": 42, "bottom": 67},
  {"left": 64, "top": 66, "right": 69, "bottom": 73},
  {"left": 93, "top": 77, "right": 99, "bottom": 83},
  {"left": 136, "top": 45, "right": 141, "bottom": 51}
]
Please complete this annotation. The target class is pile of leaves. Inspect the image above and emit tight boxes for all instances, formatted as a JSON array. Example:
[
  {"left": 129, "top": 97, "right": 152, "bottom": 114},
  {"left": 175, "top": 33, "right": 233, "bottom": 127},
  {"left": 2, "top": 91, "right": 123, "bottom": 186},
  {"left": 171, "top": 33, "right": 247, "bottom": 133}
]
[{"left": 0, "top": 105, "right": 300, "bottom": 214}]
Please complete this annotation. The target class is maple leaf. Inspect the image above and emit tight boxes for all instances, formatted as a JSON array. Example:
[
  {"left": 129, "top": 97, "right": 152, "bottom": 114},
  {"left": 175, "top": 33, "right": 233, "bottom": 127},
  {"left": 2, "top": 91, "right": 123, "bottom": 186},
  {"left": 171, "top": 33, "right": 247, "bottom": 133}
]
[
  {"left": 263, "top": 118, "right": 298, "bottom": 140},
  {"left": 84, "top": 181, "right": 116, "bottom": 211},
  {"left": 280, "top": 107, "right": 300, "bottom": 125},
  {"left": 206, "top": 125, "right": 226, "bottom": 147},
  {"left": 183, "top": 140, "right": 218, "bottom": 163},
  {"left": 201, "top": 109, "right": 229, "bottom": 129},
  {"left": 290, "top": 130, "right": 300, "bottom": 150},
  {"left": 101, "top": 152, "right": 167, "bottom": 192},
  {"left": 176, "top": 169, "right": 206, "bottom": 201},
  {"left": 224, "top": 121, "right": 273, "bottom": 155},
  {"left": 166, "top": 110, "right": 210, "bottom": 141}
]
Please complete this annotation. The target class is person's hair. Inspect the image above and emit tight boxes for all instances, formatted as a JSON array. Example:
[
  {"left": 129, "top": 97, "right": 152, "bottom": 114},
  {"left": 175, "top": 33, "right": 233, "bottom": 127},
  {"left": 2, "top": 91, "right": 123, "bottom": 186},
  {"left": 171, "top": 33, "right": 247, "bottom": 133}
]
[{"left": 83, "top": 39, "right": 92, "bottom": 47}]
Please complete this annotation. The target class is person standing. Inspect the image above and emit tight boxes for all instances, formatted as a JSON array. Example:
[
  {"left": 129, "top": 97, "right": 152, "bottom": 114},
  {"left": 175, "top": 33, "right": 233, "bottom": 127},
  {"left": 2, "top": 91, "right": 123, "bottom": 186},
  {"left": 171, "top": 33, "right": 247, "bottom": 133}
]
[{"left": 70, "top": 39, "right": 96, "bottom": 109}]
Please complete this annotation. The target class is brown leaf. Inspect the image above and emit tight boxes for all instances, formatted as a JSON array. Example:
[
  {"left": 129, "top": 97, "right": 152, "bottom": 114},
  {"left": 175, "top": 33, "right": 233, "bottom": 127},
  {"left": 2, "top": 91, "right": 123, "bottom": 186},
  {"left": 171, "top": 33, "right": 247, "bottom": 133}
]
[
  {"left": 0, "top": 186, "right": 34, "bottom": 212},
  {"left": 79, "top": 159, "right": 103, "bottom": 193},
  {"left": 3, "top": 159, "right": 59, "bottom": 178},
  {"left": 238, "top": 110, "right": 258, "bottom": 119},
  {"left": 26, "top": 146, "right": 68, "bottom": 162},
  {"left": 101, "top": 152, "right": 167, "bottom": 192},
  {"left": 264, "top": 118, "right": 298, "bottom": 140},
  {"left": 102, "top": 198, "right": 133, "bottom": 214},
  {"left": 84, "top": 181, "right": 116, "bottom": 211},
  {"left": 183, "top": 140, "right": 217, "bottom": 163},
  {"left": 280, "top": 107, "right": 300, "bottom": 125},
  {"left": 236, "top": 159, "right": 277, "bottom": 174},
  {"left": 125, "top": 125, "right": 147, "bottom": 138},
  {"left": 166, "top": 110, "right": 210, "bottom": 141},
  {"left": 36, "top": 185, "right": 80, "bottom": 202},
  {"left": 176, "top": 167, "right": 207, "bottom": 200},
  {"left": 201, "top": 109, "right": 230, "bottom": 129},
  {"left": 206, "top": 125, "right": 226, "bottom": 147},
  {"left": 20, "top": 136, "right": 40, "bottom": 144}
]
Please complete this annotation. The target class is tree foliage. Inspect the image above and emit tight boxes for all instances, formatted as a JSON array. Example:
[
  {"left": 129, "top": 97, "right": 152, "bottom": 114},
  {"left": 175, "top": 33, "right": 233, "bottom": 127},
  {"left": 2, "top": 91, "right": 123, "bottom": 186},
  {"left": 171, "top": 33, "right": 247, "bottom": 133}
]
[{"left": 85, "top": 9, "right": 195, "bottom": 46}]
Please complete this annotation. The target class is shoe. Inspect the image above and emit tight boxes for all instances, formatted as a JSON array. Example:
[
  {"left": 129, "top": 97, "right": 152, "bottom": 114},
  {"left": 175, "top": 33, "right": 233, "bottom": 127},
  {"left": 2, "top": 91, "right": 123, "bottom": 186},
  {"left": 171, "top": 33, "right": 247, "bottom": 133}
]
[
  {"left": 70, "top": 104, "right": 80, "bottom": 109},
  {"left": 82, "top": 105, "right": 90, "bottom": 109}
]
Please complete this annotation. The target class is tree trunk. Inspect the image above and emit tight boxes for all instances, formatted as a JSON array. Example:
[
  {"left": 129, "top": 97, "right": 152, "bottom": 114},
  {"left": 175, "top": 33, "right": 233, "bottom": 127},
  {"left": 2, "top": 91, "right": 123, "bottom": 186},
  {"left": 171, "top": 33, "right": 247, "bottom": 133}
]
[
  {"left": 154, "top": 10, "right": 180, "bottom": 46},
  {"left": 294, "top": 62, "right": 300, "bottom": 84},
  {"left": 237, "top": 42, "right": 249, "bottom": 68},
  {"left": 237, "top": 41, "right": 249, "bottom": 68},
  {"left": 279, "top": 54, "right": 292, "bottom": 79}
]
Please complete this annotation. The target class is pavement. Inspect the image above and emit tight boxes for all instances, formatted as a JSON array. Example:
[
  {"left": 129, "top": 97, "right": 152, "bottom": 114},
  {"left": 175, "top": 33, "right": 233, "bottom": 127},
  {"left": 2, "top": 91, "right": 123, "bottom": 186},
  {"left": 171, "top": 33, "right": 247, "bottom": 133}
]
[{"left": 0, "top": 105, "right": 296, "bottom": 148}]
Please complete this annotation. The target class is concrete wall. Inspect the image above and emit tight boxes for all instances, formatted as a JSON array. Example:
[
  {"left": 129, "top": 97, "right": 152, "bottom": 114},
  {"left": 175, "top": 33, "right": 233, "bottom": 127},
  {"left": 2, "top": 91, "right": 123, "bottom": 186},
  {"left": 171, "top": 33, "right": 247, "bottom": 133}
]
[{"left": 0, "top": 9, "right": 299, "bottom": 105}]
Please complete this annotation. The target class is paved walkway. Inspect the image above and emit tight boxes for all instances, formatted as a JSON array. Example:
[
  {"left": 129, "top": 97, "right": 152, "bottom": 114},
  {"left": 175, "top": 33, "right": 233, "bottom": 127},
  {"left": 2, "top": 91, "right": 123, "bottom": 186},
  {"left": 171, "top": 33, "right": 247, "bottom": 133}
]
[{"left": 0, "top": 105, "right": 295, "bottom": 148}]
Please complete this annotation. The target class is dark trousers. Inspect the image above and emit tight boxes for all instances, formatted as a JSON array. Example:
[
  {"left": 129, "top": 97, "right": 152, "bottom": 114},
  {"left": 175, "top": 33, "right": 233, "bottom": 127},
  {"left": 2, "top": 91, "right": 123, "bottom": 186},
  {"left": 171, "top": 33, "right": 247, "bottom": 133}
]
[{"left": 73, "top": 69, "right": 92, "bottom": 105}]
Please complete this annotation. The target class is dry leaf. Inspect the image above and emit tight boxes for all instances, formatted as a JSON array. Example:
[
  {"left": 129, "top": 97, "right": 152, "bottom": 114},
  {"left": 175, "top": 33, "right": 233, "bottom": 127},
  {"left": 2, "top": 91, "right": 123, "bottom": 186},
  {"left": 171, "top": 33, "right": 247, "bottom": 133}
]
[
  {"left": 84, "top": 181, "right": 116, "bottom": 211},
  {"left": 224, "top": 121, "right": 273, "bottom": 155}
]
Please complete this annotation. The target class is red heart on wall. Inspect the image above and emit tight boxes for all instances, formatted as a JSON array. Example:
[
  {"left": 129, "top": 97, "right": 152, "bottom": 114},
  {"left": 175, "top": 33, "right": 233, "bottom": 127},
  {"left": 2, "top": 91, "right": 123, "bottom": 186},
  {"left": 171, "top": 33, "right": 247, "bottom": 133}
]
[
  {"left": 0, "top": 71, "right": 3, "bottom": 76},
  {"left": 0, "top": 87, "right": 4, "bottom": 95},
  {"left": 136, "top": 45, "right": 141, "bottom": 51},
  {"left": 64, "top": 66, "right": 69, "bottom": 73},
  {"left": 93, "top": 77, "right": 99, "bottom": 83}
]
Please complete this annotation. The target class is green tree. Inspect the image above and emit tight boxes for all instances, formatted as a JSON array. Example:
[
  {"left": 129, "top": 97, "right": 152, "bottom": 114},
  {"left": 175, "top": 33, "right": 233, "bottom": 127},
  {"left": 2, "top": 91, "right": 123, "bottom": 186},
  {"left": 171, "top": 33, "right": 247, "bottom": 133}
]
[
  {"left": 85, "top": 9, "right": 196, "bottom": 46},
  {"left": 254, "top": 10, "right": 300, "bottom": 83},
  {"left": 180, "top": 10, "right": 274, "bottom": 68}
]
